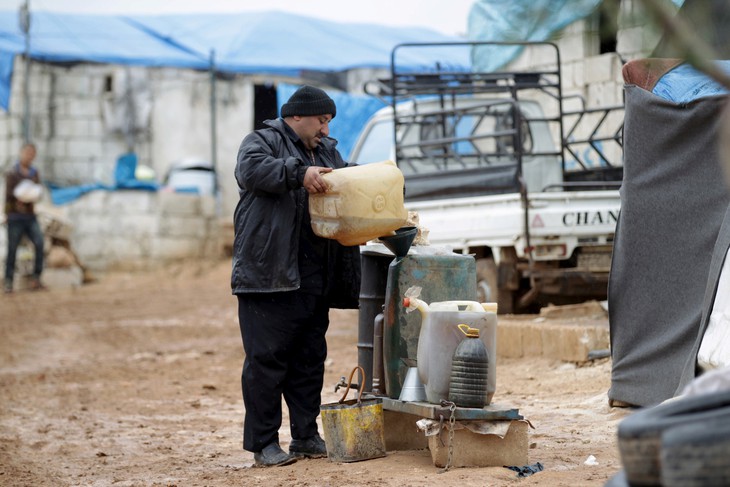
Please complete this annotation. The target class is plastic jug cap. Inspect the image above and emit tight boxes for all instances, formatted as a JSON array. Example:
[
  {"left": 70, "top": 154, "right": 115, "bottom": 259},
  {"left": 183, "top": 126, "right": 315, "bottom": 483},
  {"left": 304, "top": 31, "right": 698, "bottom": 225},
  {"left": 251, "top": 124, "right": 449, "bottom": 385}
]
[{"left": 457, "top": 323, "right": 480, "bottom": 338}]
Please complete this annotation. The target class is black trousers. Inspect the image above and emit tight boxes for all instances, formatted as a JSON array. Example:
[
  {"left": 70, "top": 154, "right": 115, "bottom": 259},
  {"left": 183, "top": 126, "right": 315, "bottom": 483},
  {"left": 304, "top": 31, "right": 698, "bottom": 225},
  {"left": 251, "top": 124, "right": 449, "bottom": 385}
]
[{"left": 237, "top": 291, "right": 329, "bottom": 453}]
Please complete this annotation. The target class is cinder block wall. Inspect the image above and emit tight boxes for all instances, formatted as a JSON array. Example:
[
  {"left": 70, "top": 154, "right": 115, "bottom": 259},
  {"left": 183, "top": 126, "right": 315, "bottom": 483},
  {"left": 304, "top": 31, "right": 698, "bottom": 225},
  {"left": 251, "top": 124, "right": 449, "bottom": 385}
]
[
  {"left": 1, "top": 61, "right": 257, "bottom": 220},
  {"left": 62, "top": 190, "right": 223, "bottom": 271},
  {"left": 509, "top": 0, "right": 663, "bottom": 108}
]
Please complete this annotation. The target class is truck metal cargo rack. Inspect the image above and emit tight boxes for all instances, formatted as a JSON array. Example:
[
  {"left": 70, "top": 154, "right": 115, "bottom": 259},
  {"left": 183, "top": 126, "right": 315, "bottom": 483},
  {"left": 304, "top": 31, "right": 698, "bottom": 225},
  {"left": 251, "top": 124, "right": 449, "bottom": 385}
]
[{"left": 364, "top": 41, "right": 623, "bottom": 198}]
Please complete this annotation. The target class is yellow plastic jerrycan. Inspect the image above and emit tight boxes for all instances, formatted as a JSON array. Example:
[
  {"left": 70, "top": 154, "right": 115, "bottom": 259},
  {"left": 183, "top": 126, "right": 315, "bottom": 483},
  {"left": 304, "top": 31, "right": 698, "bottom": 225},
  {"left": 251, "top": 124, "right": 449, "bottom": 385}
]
[
  {"left": 405, "top": 296, "right": 498, "bottom": 405},
  {"left": 309, "top": 160, "right": 408, "bottom": 246}
]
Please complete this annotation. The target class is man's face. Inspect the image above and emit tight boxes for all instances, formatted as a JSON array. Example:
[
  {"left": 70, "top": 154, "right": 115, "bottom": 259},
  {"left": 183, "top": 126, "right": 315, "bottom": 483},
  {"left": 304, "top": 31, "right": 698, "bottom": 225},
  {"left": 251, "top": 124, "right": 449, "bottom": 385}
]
[
  {"left": 19, "top": 146, "right": 36, "bottom": 168},
  {"left": 290, "top": 115, "right": 332, "bottom": 150}
]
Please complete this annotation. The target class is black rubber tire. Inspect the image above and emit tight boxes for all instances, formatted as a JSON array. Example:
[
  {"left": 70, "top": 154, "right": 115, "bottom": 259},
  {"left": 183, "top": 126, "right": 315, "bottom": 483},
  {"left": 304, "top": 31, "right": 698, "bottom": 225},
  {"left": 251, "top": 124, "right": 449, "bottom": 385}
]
[
  {"left": 660, "top": 420, "right": 730, "bottom": 487},
  {"left": 617, "top": 391, "right": 730, "bottom": 486},
  {"left": 475, "top": 257, "right": 514, "bottom": 314}
]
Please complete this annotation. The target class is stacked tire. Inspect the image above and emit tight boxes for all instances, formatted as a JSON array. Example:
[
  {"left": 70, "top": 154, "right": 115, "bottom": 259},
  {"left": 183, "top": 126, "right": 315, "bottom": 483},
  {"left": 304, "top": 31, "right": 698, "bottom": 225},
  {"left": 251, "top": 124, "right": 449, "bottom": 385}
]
[{"left": 608, "top": 390, "right": 730, "bottom": 486}]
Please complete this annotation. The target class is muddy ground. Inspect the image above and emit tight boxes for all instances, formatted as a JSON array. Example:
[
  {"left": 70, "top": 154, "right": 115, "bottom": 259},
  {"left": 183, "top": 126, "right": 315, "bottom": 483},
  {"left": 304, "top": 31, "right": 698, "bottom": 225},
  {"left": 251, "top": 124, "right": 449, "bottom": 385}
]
[{"left": 0, "top": 259, "right": 630, "bottom": 486}]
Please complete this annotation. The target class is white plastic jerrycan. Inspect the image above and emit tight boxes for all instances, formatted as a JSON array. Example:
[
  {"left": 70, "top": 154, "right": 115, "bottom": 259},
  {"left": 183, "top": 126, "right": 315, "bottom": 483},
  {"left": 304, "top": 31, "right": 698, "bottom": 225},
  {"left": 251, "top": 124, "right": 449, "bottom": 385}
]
[
  {"left": 405, "top": 294, "right": 498, "bottom": 405},
  {"left": 309, "top": 160, "right": 408, "bottom": 246}
]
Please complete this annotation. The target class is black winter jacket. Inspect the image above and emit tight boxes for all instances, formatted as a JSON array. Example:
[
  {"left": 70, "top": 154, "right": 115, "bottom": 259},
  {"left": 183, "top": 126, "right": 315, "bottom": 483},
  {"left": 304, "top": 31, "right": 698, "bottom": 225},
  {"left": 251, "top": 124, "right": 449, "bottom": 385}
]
[{"left": 230, "top": 118, "right": 361, "bottom": 309}]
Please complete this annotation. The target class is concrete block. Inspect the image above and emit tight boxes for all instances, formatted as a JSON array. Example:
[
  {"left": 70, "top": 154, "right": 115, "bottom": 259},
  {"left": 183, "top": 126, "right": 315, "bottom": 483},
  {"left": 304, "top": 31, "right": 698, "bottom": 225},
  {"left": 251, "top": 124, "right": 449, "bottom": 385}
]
[
  {"left": 521, "top": 323, "right": 543, "bottom": 358},
  {"left": 86, "top": 119, "right": 105, "bottom": 138},
  {"left": 158, "top": 215, "right": 208, "bottom": 239},
  {"left": 67, "top": 190, "right": 108, "bottom": 215},
  {"left": 383, "top": 410, "right": 429, "bottom": 451},
  {"left": 72, "top": 235, "right": 106, "bottom": 259},
  {"left": 41, "top": 266, "right": 84, "bottom": 289},
  {"left": 559, "top": 33, "right": 587, "bottom": 63},
  {"left": 496, "top": 323, "right": 523, "bottom": 359},
  {"left": 587, "top": 81, "right": 620, "bottom": 108},
  {"left": 73, "top": 213, "right": 107, "bottom": 238},
  {"left": 116, "top": 214, "right": 157, "bottom": 237},
  {"left": 199, "top": 195, "right": 217, "bottom": 218},
  {"left": 105, "top": 236, "right": 150, "bottom": 260},
  {"left": 539, "top": 300, "right": 606, "bottom": 320},
  {"left": 428, "top": 420, "right": 528, "bottom": 468},
  {"left": 67, "top": 139, "right": 102, "bottom": 159},
  {"left": 106, "top": 191, "right": 155, "bottom": 214},
  {"left": 157, "top": 191, "right": 202, "bottom": 216},
  {"left": 29, "top": 68, "right": 51, "bottom": 97},
  {"left": 56, "top": 73, "right": 92, "bottom": 97},
  {"left": 69, "top": 98, "right": 101, "bottom": 118},
  {"left": 150, "top": 237, "right": 201, "bottom": 260},
  {"left": 584, "top": 54, "right": 614, "bottom": 85},
  {"left": 540, "top": 322, "right": 609, "bottom": 363},
  {"left": 88, "top": 76, "right": 107, "bottom": 97}
]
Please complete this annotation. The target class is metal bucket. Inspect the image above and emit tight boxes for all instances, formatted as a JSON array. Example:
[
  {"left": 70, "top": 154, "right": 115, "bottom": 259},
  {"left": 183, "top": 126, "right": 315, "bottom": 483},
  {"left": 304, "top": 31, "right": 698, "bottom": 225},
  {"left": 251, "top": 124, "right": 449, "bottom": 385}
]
[{"left": 320, "top": 366, "right": 387, "bottom": 463}]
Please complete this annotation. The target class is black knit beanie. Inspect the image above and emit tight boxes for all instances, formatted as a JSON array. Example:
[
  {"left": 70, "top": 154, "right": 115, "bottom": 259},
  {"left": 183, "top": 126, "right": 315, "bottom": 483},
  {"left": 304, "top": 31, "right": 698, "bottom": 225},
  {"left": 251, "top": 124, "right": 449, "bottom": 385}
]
[{"left": 281, "top": 85, "right": 336, "bottom": 119}]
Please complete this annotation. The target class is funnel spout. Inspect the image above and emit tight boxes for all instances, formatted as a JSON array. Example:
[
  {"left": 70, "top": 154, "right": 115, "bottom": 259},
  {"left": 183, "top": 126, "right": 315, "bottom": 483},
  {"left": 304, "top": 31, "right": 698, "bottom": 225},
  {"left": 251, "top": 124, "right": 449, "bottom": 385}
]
[{"left": 379, "top": 226, "right": 417, "bottom": 257}]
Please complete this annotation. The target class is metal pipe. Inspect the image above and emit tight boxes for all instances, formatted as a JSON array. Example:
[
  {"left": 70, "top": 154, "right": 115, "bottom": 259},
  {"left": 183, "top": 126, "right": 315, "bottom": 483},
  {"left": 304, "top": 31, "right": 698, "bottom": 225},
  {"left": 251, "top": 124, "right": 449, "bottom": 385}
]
[
  {"left": 209, "top": 50, "right": 219, "bottom": 200},
  {"left": 518, "top": 174, "right": 540, "bottom": 310},
  {"left": 19, "top": 0, "right": 30, "bottom": 143},
  {"left": 372, "top": 309, "right": 386, "bottom": 396}
]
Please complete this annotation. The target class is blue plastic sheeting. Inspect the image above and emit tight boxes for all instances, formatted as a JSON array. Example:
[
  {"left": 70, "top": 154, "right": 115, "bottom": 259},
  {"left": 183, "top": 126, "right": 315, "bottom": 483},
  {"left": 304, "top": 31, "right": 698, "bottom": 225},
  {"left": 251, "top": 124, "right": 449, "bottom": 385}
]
[
  {"left": 0, "top": 51, "right": 12, "bottom": 110},
  {"left": 652, "top": 61, "right": 730, "bottom": 103},
  {"left": 0, "top": 12, "right": 207, "bottom": 68},
  {"left": 467, "top": 0, "right": 602, "bottom": 71},
  {"left": 127, "top": 12, "right": 469, "bottom": 75},
  {"left": 49, "top": 152, "right": 158, "bottom": 205},
  {"left": 48, "top": 183, "right": 110, "bottom": 206},
  {"left": 467, "top": 0, "right": 685, "bottom": 71},
  {"left": 0, "top": 10, "right": 467, "bottom": 110},
  {"left": 277, "top": 83, "right": 388, "bottom": 160}
]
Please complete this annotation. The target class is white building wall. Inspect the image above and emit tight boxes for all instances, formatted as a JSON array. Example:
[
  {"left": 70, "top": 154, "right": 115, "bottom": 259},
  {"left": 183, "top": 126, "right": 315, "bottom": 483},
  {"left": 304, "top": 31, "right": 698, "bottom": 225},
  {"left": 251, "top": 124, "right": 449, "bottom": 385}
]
[
  {"left": 0, "top": 60, "right": 261, "bottom": 271},
  {"left": 2, "top": 60, "right": 256, "bottom": 219}
]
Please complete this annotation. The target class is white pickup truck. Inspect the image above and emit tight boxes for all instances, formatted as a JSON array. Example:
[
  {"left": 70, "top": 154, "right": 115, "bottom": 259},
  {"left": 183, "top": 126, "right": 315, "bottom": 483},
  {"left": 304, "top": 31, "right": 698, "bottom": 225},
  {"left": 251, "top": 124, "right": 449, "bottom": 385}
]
[{"left": 350, "top": 41, "right": 624, "bottom": 313}]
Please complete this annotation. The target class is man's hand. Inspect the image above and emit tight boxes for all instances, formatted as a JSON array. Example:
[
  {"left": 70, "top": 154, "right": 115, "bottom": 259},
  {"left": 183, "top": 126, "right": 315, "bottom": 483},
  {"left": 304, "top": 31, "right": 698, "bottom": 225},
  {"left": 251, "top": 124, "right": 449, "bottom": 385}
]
[{"left": 303, "top": 166, "right": 333, "bottom": 194}]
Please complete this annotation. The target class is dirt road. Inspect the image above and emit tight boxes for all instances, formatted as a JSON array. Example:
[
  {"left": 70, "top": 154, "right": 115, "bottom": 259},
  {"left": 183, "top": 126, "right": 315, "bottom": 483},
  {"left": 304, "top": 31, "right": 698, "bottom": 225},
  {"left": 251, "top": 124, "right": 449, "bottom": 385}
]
[{"left": 0, "top": 259, "right": 629, "bottom": 486}]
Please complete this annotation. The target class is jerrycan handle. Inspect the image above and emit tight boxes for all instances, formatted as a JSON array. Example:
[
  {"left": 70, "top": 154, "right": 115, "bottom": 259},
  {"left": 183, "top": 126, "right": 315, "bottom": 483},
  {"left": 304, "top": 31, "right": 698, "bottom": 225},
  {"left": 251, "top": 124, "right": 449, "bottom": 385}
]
[
  {"left": 339, "top": 366, "right": 366, "bottom": 404},
  {"left": 447, "top": 301, "right": 485, "bottom": 311},
  {"left": 457, "top": 323, "right": 481, "bottom": 338}
]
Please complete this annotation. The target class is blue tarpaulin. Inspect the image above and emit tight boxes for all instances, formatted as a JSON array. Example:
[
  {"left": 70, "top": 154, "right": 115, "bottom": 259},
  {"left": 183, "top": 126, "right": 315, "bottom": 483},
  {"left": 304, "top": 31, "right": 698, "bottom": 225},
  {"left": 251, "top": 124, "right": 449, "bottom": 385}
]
[
  {"left": 467, "top": 0, "right": 603, "bottom": 71},
  {"left": 0, "top": 10, "right": 468, "bottom": 111},
  {"left": 49, "top": 152, "right": 158, "bottom": 205},
  {"left": 467, "top": 0, "right": 685, "bottom": 71}
]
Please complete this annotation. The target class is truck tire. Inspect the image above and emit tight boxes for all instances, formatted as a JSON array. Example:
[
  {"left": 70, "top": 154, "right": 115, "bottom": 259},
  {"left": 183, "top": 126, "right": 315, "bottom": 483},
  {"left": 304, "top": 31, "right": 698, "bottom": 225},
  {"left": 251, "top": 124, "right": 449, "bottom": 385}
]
[
  {"left": 476, "top": 257, "right": 514, "bottom": 314},
  {"left": 617, "top": 391, "right": 730, "bottom": 486},
  {"left": 660, "top": 420, "right": 730, "bottom": 487}
]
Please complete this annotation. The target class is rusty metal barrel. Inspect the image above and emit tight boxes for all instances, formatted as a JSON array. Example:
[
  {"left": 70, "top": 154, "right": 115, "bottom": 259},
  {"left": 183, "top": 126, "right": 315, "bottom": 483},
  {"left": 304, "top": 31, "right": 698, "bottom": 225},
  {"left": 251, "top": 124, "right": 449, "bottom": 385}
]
[{"left": 358, "top": 248, "right": 393, "bottom": 392}]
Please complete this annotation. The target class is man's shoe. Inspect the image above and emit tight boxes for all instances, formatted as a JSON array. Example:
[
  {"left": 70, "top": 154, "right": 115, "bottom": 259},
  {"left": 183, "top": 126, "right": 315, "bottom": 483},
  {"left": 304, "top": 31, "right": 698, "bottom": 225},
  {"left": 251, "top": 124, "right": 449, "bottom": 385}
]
[
  {"left": 289, "top": 434, "right": 327, "bottom": 459},
  {"left": 608, "top": 398, "right": 638, "bottom": 409},
  {"left": 253, "top": 442, "right": 297, "bottom": 467}
]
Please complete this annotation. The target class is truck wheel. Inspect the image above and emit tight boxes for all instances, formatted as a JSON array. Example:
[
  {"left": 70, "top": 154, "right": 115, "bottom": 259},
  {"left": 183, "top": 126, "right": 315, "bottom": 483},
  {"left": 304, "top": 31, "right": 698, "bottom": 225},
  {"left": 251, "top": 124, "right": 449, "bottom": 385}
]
[
  {"left": 660, "top": 420, "right": 730, "bottom": 487},
  {"left": 476, "top": 258, "right": 514, "bottom": 314},
  {"left": 617, "top": 391, "right": 730, "bottom": 486}
]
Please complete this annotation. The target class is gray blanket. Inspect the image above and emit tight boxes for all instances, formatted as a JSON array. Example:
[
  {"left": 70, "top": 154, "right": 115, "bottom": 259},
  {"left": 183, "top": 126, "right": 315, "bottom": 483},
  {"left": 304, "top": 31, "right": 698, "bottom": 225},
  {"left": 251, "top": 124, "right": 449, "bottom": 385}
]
[
  {"left": 676, "top": 205, "right": 730, "bottom": 393},
  {"left": 608, "top": 85, "right": 730, "bottom": 407}
]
